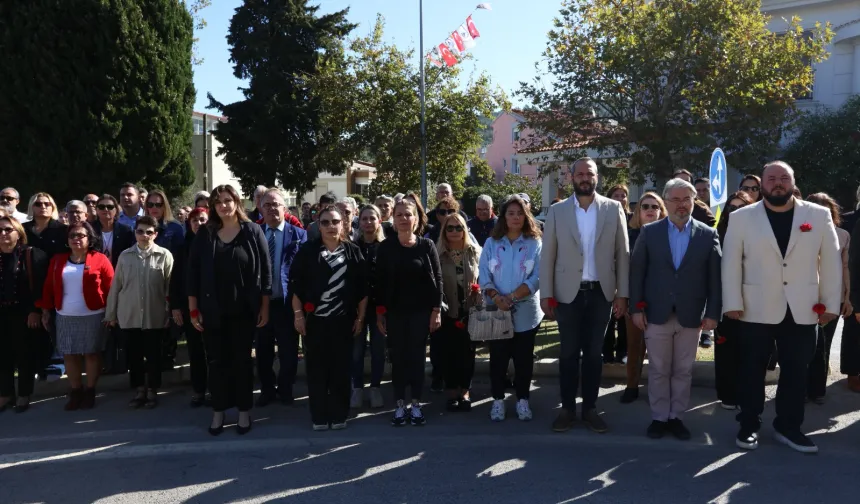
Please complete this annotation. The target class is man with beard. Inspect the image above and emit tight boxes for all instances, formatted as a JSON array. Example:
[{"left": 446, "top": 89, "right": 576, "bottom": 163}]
[
  {"left": 722, "top": 161, "right": 841, "bottom": 453},
  {"left": 541, "top": 157, "right": 630, "bottom": 434}
]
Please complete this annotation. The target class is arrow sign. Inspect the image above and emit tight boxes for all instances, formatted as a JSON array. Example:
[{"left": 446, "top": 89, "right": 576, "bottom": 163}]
[{"left": 709, "top": 148, "right": 727, "bottom": 207}]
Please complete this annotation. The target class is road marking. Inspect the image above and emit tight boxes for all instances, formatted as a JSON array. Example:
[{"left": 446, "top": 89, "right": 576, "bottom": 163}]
[
  {"left": 708, "top": 482, "right": 750, "bottom": 504},
  {"left": 91, "top": 480, "right": 235, "bottom": 504},
  {"left": 694, "top": 452, "right": 746, "bottom": 477},
  {"left": 556, "top": 459, "right": 635, "bottom": 503},
  {"left": 263, "top": 443, "right": 360, "bottom": 470},
  {"left": 476, "top": 458, "right": 527, "bottom": 477}
]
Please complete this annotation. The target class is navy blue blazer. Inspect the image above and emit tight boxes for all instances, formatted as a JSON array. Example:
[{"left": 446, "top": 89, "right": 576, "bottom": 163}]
[{"left": 261, "top": 222, "right": 307, "bottom": 301}]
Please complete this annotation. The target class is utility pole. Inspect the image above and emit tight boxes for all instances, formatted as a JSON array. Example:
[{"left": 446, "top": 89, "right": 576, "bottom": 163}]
[{"left": 418, "top": 0, "right": 428, "bottom": 208}]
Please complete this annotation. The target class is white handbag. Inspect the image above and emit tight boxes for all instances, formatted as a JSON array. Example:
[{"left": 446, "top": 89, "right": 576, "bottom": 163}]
[{"left": 469, "top": 304, "right": 514, "bottom": 341}]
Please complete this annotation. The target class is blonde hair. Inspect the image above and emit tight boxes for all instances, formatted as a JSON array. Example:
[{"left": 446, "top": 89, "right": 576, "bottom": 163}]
[
  {"left": 358, "top": 205, "right": 385, "bottom": 243},
  {"left": 27, "top": 192, "right": 60, "bottom": 220},
  {"left": 146, "top": 189, "right": 176, "bottom": 223},
  {"left": 629, "top": 192, "right": 667, "bottom": 229},
  {"left": 0, "top": 214, "right": 27, "bottom": 245},
  {"left": 436, "top": 213, "right": 479, "bottom": 257}
]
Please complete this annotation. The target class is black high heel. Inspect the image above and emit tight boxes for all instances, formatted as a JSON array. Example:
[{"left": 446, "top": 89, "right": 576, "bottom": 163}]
[
  {"left": 208, "top": 413, "right": 225, "bottom": 436},
  {"left": 236, "top": 413, "right": 252, "bottom": 436}
]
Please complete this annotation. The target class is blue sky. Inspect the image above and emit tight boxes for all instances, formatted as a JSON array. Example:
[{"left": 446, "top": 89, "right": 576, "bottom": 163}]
[{"left": 192, "top": 0, "right": 562, "bottom": 112}]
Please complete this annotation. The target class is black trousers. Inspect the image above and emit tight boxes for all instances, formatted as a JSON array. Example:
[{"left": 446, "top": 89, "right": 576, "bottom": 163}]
[
  {"left": 203, "top": 313, "right": 256, "bottom": 412},
  {"left": 714, "top": 317, "right": 742, "bottom": 405},
  {"left": 0, "top": 308, "right": 36, "bottom": 398},
  {"left": 184, "top": 316, "right": 208, "bottom": 395},
  {"left": 255, "top": 298, "right": 298, "bottom": 398},
  {"left": 388, "top": 309, "right": 431, "bottom": 402},
  {"left": 103, "top": 326, "right": 127, "bottom": 373},
  {"left": 304, "top": 315, "right": 353, "bottom": 425},
  {"left": 490, "top": 326, "right": 537, "bottom": 400},
  {"left": 840, "top": 315, "right": 860, "bottom": 376},
  {"left": 162, "top": 322, "right": 180, "bottom": 369},
  {"left": 125, "top": 328, "right": 164, "bottom": 389},
  {"left": 602, "top": 315, "right": 627, "bottom": 362},
  {"left": 440, "top": 317, "right": 476, "bottom": 392},
  {"left": 737, "top": 310, "right": 816, "bottom": 433},
  {"left": 807, "top": 318, "right": 839, "bottom": 399}
]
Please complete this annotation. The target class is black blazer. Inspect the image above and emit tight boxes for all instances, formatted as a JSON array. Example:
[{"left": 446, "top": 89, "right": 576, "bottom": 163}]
[
  {"left": 91, "top": 220, "right": 135, "bottom": 267},
  {"left": 169, "top": 230, "right": 196, "bottom": 311},
  {"left": 1, "top": 246, "right": 49, "bottom": 313},
  {"left": 23, "top": 219, "right": 68, "bottom": 259},
  {"left": 289, "top": 239, "right": 368, "bottom": 319},
  {"left": 186, "top": 222, "right": 273, "bottom": 328}
]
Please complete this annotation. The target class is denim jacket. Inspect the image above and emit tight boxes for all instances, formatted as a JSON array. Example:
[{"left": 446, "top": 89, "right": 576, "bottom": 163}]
[{"left": 478, "top": 234, "right": 543, "bottom": 332}]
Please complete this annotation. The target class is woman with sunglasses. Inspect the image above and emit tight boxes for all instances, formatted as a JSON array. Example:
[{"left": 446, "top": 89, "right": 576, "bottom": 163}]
[
  {"left": 38, "top": 222, "right": 114, "bottom": 411},
  {"left": 170, "top": 207, "right": 210, "bottom": 407},
  {"left": 105, "top": 216, "right": 174, "bottom": 409},
  {"left": 187, "top": 185, "right": 271, "bottom": 436},
  {"left": 145, "top": 190, "right": 185, "bottom": 257},
  {"left": 738, "top": 175, "right": 762, "bottom": 202},
  {"left": 712, "top": 191, "right": 755, "bottom": 410},
  {"left": 0, "top": 214, "right": 48, "bottom": 412},
  {"left": 619, "top": 192, "right": 667, "bottom": 404},
  {"left": 291, "top": 206, "right": 368, "bottom": 430},
  {"left": 23, "top": 193, "right": 67, "bottom": 259},
  {"left": 90, "top": 195, "right": 134, "bottom": 267},
  {"left": 426, "top": 196, "right": 461, "bottom": 244}
]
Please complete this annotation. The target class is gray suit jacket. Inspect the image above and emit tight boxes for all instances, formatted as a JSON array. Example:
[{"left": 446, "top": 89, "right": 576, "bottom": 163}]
[{"left": 629, "top": 218, "right": 722, "bottom": 328}]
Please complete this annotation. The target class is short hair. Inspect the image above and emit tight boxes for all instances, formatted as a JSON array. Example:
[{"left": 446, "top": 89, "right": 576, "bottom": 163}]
[
  {"left": 66, "top": 221, "right": 98, "bottom": 250},
  {"left": 253, "top": 185, "right": 268, "bottom": 197},
  {"left": 27, "top": 192, "right": 59, "bottom": 220},
  {"left": 628, "top": 192, "right": 667, "bottom": 230},
  {"left": 375, "top": 195, "right": 394, "bottom": 206},
  {"left": 571, "top": 157, "right": 597, "bottom": 173},
  {"left": 662, "top": 178, "right": 697, "bottom": 199},
  {"left": 492, "top": 195, "right": 542, "bottom": 240},
  {"left": 393, "top": 193, "right": 405, "bottom": 202},
  {"left": 188, "top": 207, "right": 208, "bottom": 220},
  {"left": 435, "top": 196, "right": 460, "bottom": 213},
  {"left": 193, "top": 190, "right": 210, "bottom": 206},
  {"left": 672, "top": 169, "right": 694, "bottom": 181},
  {"left": 135, "top": 215, "right": 159, "bottom": 230},
  {"left": 263, "top": 187, "right": 286, "bottom": 202},
  {"left": 762, "top": 160, "right": 796, "bottom": 179},
  {"left": 338, "top": 196, "right": 357, "bottom": 211},
  {"left": 1, "top": 187, "right": 20, "bottom": 199},
  {"left": 436, "top": 183, "right": 453, "bottom": 194},
  {"left": 66, "top": 199, "right": 87, "bottom": 213},
  {"left": 694, "top": 178, "right": 709, "bottom": 186},
  {"left": 476, "top": 194, "right": 493, "bottom": 208},
  {"left": 120, "top": 182, "right": 138, "bottom": 194},
  {"left": 358, "top": 205, "right": 386, "bottom": 243},
  {"left": 0, "top": 214, "right": 27, "bottom": 245},
  {"left": 319, "top": 191, "right": 337, "bottom": 205},
  {"left": 146, "top": 189, "right": 175, "bottom": 222}
]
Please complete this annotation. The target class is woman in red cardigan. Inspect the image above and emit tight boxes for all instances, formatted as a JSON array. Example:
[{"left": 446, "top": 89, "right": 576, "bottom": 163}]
[{"left": 39, "top": 222, "right": 114, "bottom": 410}]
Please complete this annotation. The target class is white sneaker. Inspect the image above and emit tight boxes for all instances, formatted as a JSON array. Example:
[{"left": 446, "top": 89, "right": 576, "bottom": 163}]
[
  {"left": 350, "top": 388, "right": 363, "bottom": 409},
  {"left": 516, "top": 399, "right": 533, "bottom": 421},
  {"left": 312, "top": 424, "right": 329, "bottom": 431},
  {"left": 369, "top": 387, "right": 384, "bottom": 408},
  {"left": 331, "top": 421, "right": 347, "bottom": 430},
  {"left": 490, "top": 399, "right": 506, "bottom": 421},
  {"left": 720, "top": 402, "right": 738, "bottom": 410}
]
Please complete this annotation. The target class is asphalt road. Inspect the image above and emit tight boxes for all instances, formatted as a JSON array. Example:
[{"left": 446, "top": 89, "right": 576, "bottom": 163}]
[{"left": 2, "top": 368, "right": 859, "bottom": 504}]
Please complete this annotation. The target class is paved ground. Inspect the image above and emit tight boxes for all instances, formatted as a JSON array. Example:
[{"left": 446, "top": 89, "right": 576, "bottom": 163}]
[{"left": 2, "top": 370, "right": 859, "bottom": 504}]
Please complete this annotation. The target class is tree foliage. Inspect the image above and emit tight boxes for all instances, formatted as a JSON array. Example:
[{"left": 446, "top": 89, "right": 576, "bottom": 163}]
[
  {"left": 187, "top": 0, "right": 211, "bottom": 65},
  {"left": 208, "top": 0, "right": 356, "bottom": 197},
  {"left": 313, "top": 16, "right": 508, "bottom": 198},
  {"left": 461, "top": 174, "right": 542, "bottom": 216},
  {"left": 517, "top": 0, "right": 833, "bottom": 183},
  {"left": 0, "top": 0, "right": 196, "bottom": 203},
  {"left": 465, "top": 156, "right": 495, "bottom": 187},
  {"left": 784, "top": 96, "right": 860, "bottom": 210}
]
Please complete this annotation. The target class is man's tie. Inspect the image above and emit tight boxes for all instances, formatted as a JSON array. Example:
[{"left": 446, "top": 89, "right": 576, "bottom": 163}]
[{"left": 267, "top": 228, "right": 276, "bottom": 269}]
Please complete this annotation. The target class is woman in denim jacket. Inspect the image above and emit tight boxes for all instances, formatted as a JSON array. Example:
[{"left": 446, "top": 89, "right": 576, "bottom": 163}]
[{"left": 478, "top": 194, "right": 543, "bottom": 423}]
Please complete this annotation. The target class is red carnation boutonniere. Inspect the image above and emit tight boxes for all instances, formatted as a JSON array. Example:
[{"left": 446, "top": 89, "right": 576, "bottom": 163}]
[
  {"left": 812, "top": 303, "right": 826, "bottom": 315},
  {"left": 635, "top": 301, "right": 647, "bottom": 310},
  {"left": 454, "top": 320, "right": 466, "bottom": 329},
  {"left": 470, "top": 283, "right": 481, "bottom": 293},
  {"left": 376, "top": 306, "right": 387, "bottom": 316},
  {"left": 548, "top": 298, "right": 559, "bottom": 308},
  {"left": 303, "top": 302, "right": 315, "bottom": 313},
  {"left": 799, "top": 222, "right": 812, "bottom": 232},
  {"left": 716, "top": 336, "right": 727, "bottom": 345}
]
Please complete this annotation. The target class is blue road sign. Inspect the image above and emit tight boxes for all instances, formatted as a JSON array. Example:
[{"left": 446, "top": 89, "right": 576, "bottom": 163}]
[{"left": 709, "top": 148, "right": 727, "bottom": 207}]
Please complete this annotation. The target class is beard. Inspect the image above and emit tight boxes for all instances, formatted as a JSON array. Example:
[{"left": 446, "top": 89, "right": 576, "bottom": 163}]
[
  {"left": 574, "top": 181, "right": 596, "bottom": 196},
  {"left": 763, "top": 187, "right": 792, "bottom": 206}
]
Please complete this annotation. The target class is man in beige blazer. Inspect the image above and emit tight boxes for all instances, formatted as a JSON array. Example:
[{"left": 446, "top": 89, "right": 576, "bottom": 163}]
[
  {"left": 722, "top": 161, "right": 841, "bottom": 454},
  {"left": 540, "top": 157, "right": 629, "bottom": 434}
]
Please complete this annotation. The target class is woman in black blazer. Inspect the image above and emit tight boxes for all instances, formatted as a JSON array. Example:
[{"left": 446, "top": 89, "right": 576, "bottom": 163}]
[
  {"left": 187, "top": 185, "right": 272, "bottom": 436},
  {"left": 290, "top": 205, "right": 368, "bottom": 430}
]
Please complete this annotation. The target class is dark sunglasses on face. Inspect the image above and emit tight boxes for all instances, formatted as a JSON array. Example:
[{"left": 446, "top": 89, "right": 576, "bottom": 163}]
[
  {"left": 85, "top": 200, "right": 98, "bottom": 206},
  {"left": 320, "top": 219, "right": 342, "bottom": 227},
  {"left": 437, "top": 209, "right": 455, "bottom": 215},
  {"left": 0, "top": 227, "right": 16, "bottom": 235},
  {"left": 639, "top": 203, "right": 660, "bottom": 211},
  {"left": 135, "top": 229, "right": 156, "bottom": 236},
  {"left": 33, "top": 202, "right": 52, "bottom": 208},
  {"left": 1, "top": 195, "right": 17, "bottom": 202},
  {"left": 146, "top": 202, "right": 164, "bottom": 209},
  {"left": 69, "top": 233, "right": 87, "bottom": 240},
  {"left": 446, "top": 225, "right": 464, "bottom": 232},
  {"left": 741, "top": 185, "right": 760, "bottom": 193},
  {"left": 97, "top": 204, "right": 116, "bottom": 211}
]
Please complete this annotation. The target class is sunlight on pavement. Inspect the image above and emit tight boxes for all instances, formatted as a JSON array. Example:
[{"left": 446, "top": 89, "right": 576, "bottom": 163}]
[
  {"left": 91, "top": 479, "right": 235, "bottom": 504},
  {"left": 708, "top": 482, "right": 750, "bottom": 504},
  {"left": 0, "top": 443, "right": 130, "bottom": 470},
  {"left": 263, "top": 443, "right": 360, "bottom": 470},
  {"left": 555, "top": 459, "right": 635, "bottom": 503},
  {"left": 694, "top": 452, "right": 747, "bottom": 477},
  {"left": 807, "top": 411, "right": 860, "bottom": 436},
  {"left": 476, "top": 458, "right": 527, "bottom": 478}
]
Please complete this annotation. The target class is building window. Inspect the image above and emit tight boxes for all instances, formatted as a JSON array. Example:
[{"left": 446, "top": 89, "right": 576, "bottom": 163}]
[
  {"left": 511, "top": 157, "right": 519, "bottom": 175},
  {"left": 192, "top": 117, "right": 204, "bottom": 135},
  {"left": 512, "top": 127, "right": 520, "bottom": 142}
]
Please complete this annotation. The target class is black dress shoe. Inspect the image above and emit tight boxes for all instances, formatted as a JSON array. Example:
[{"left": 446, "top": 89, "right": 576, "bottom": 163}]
[
  {"left": 255, "top": 392, "right": 276, "bottom": 408},
  {"left": 457, "top": 398, "right": 472, "bottom": 412},
  {"left": 647, "top": 420, "right": 667, "bottom": 439},
  {"left": 667, "top": 418, "right": 691, "bottom": 440},
  {"left": 209, "top": 422, "right": 225, "bottom": 436},
  {"left": 237, "top": 416, "right": 253, "bottom": 435},
  {"left": 619, "top": 388, "right": 639, "bottom": 404}
]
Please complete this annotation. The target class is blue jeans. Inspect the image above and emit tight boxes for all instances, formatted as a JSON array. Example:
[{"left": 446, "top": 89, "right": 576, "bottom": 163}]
[{"left": 352, "top": 314, "right": 385, "bottom": 389}]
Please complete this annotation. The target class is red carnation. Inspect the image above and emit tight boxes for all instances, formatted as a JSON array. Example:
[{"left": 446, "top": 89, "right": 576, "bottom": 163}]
[
  {"left": 635, "top": 301, "right": 647, "bottom": 310},
  {"left": 716, "top": 336, "right": 727, "bottom": 345},
  {"left": 376, "top": 306, "right": 387, "bottom": 315},
  {"left": 470, "top": 283, "right": 481, "bottom": 293},
  {"left": 812, "top": 303, "right": 826, "bottom": 315},
  {"left": 303, "top": 302, "right": 315, "bottom": 313},
  {"left": 454, "top": 320, "right": 466, "bottom": 329},
  {"left": 548, "top": 298, "right": 559, "bottom": 308},
  {"left": 800, "top": 222, "right": 812, "bottom": 232}
]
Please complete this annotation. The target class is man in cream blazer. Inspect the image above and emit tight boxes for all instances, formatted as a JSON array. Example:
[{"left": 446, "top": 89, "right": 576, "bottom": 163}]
[
  {"left": 722, "top": 161, "right": 841, "bottom": 454},
  {"left": 540, "top": 157, "right": 629, "bottom": 434}
]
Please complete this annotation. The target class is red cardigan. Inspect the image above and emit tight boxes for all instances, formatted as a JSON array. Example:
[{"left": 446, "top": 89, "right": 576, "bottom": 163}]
[{"left": 38, "top": 251, "right": 115, "bottom": 311}]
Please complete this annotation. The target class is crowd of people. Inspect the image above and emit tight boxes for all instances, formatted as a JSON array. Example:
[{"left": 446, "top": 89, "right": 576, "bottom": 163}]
[{"left": 0, "top": 159, "right": 858, "bottom": 454}]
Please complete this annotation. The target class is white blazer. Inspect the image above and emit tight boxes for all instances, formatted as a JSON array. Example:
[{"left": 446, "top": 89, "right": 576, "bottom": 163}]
[{"left": 721, "top": 199, "right": 841, "bottom": 325}]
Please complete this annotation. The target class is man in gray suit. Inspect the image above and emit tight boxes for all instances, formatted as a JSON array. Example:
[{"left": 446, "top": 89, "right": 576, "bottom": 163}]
[
  {"left": 541, "top": 157, "right": 630, "bottom": 434},
  {"left": 629, "top": 178, "right": 722, "bottom": 440}
]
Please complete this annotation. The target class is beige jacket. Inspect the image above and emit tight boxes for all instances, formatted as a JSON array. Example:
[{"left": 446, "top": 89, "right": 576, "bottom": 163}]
[
  {"left": 439, "top": 245, "right": 481, "bottom": 319},
  {"left": 105, "top": 244, "right": 174, "bottom": 330},
  {"left": 539, "top": 194, "right": 630, "bottom": 303},
  {"left": 721, "top": 199, "right": 841, "bottom": 325}
]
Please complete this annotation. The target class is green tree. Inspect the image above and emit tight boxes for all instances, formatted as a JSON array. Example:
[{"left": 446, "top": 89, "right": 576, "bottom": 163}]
[
  {"left": 461, "top": 174, "right": 542, "bottom": 216},
  {"left": 314, "top": 16, "right": 508, "bottom": 198},
  {"left": 784, "top": 96, "right": 860, "bottom": 209},
  {"left": 465, "top": 156, "right": 495, "bottom": 187},
  {"left": 518, "top": 0, "right": 833, "bottom": 183},
  {"left": 0, "top": 0, "right": 196, "bottom": 202},
  {"left": 187, "top": 0, "right": 211, "bottom": 65},
  {"left": 208, "top": 0, "right": 356, "bottom": 197}
]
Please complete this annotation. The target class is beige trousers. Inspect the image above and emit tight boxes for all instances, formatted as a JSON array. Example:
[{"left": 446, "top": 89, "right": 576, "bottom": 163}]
[{"left": 644, "top": 313, "right": 701, "bottom": 421}]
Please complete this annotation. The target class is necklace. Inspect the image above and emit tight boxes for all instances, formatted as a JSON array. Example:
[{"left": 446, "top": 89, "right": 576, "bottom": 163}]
[{"left": 69, "top": 254, "right": 86, "bottom": 265}]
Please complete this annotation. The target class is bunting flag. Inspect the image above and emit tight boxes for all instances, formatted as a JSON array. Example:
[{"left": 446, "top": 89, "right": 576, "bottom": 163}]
[
  {"left": 427, "top": 49, "right": 444, "bottom": 68},
  {"left": 426, "top": 10, "right": 487, "bottom": 69},
  {"left": 450, "top": 30, "right": 466, "bottom": 52},
  {"left": 476, "top": 2, "right": 492, "bottom": 10},
  {"left": 443, "top": 37, "right": 461, "bottom": 57},
  {"left": 437, "top": 43, "right": 457, "bottom": 66},
  {"left": 466, "top": 15, "right": 481, "bottom": 39},
  {"left": 455, "top": 25, "right": 476, "bottom": 50}
]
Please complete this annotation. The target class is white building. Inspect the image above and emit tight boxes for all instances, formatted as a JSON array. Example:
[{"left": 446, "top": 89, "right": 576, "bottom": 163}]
[
  {"left": 299, "top": 161, "right": 377, "bottom": 205},
  {"left": 190, "top": 112, "right": 247, "bottom": 199}
]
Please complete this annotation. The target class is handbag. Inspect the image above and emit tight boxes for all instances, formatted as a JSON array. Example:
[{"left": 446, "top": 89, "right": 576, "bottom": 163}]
[{"left": 469, "top": 303, "right": 514, "bottom": 341}]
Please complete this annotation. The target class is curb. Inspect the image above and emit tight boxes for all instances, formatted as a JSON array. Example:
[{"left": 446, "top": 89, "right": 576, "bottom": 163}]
[{"left": 31, "top": 346, "right": 780, "bottom": 399}]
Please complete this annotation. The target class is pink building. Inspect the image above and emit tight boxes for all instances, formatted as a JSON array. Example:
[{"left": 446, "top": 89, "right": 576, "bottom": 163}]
[{"left": 483, "top": 110, "right": 542, "bottom": 182}]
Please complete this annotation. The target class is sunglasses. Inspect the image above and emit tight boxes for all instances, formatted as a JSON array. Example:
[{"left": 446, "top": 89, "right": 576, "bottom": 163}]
[
  {"left": 97, "top": 204, "right": 116, "bottom": 211},
  {"left": 445, "top": 225, "right": 464, "bottom": 232},
  {"left": 741, "top": 185, "right": 760, "bottom": 193},
  {"left": 639, "top": 203, "right": 660, "bottom": 211},
  {"left": 320, "top": 219, "right": 342, "bottom": 227},
  {"left": 69, "top": 233, "right": 88, "bottom": 240},
  {"left": 437, "top": 209, "right": 456, "bottom": 215},
  {"left": 1, "top": 195, "right": 17, "bottom": 202},
  {"left": 135, "top": 229, "right": 156, "bottom": 236},
  {"left": 0, "top": 227, "right": 16, "bottom": 235},
  {"left": 32, "top": 201, "right": 52, "bottom": 208},
  {"left": 146, "top": 202, "right": 164, "bottom": 208},
  {"left": 85, "top": 200, "right": 99, "bottom": 206}
]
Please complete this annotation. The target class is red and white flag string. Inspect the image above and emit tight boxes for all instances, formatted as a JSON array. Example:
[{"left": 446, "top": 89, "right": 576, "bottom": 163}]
[{"left": 426, "top": 3, "right": 492, "bottom": 68}]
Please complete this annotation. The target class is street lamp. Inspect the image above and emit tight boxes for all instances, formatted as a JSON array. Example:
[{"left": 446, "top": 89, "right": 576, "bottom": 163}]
[{"left": 418, "top": 0, "right": 428, "bottom": 207}]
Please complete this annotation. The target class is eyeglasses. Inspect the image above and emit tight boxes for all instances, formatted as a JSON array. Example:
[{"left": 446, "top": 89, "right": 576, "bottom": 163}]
[
  {"left": 135, "top": 229, "right": 156, "bottom": 236},
  {"left": 97, "top": 204, "right": 115, "bottom": 211},
  {"left": 262, "top": 202, "right": 283, "bottom": 209},
  {"left": 32, "top": 201, "right": 52, "bottom": 208},
  {"left": 667, "top": 197, "right": 693, "bottom": 205},
  {"left": 639, "top": 203, "right": 660, "bottom": 211},
  {"left": 437, "top": 209, "right": 455, "bottom": 215},
  {"left": 146, "top": 202, "right": 164, "bottom": 209},
  {"left": 1, "top": 195, "right": 17, "bottom": 203},
  {"left": 445, "top": 225, "right": 464, "bottom": 232},
  {"left": 0, "top": 227, "right": 16, "bottom": 235},
  {"left": 741, "top": 185, "right": 760, "bottom": 193},
  {"left": 70, "top": 210, "right": 87, "bottom": 216},
  {"left": 69, "top": 233, "right": 88, "bottom": 240},
  {"left": 85, "top": 200, "right": 99, "bottom": 206},
  {"left": 320, "top": 219, "right": 342, "bottom": 227}
]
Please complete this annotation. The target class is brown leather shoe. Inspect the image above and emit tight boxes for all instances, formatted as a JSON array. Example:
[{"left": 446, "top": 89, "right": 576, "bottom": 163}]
[
  {"left": 582, "top": 409, "right": 609, "bottom": 433},
  {"left": 847, "top": 375, "right": 860, "bottom": 393},
  {"left": 65, "top": 388, "right": 83, "bottom": 411},
  {"left": 79, "top": 388, "right": 96, "bottom": 410},
  {"left": 551, "top": 409, "right": 576, "bottom": 432}
]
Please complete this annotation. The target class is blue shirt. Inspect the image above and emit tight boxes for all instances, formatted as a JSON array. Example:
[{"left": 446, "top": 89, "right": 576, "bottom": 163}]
[
  {"left": 266, "top": 221, "right": 286, "bottom": 298},
  {"left": 478, "top": 234, "right": 543, "bottom": 332},
  {"left": 117, "top": 207, "right": 144, "bottom": 229},
  {"left": 668, "top": 218, "right": 692, "bottom": 270}
]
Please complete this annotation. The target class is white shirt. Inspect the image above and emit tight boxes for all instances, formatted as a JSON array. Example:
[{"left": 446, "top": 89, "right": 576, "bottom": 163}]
[
  {"left": 12, "top": 210, "right": 29, "bottom": 223},
  {"left": 574, "top": 195, "right": 598, "bottom": 281},
  {"left": 102, "top": 231, "right": 114, "bottom": 259},
  {"left": 58, "top": 262, "right": 105, "bottom": 317}
]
